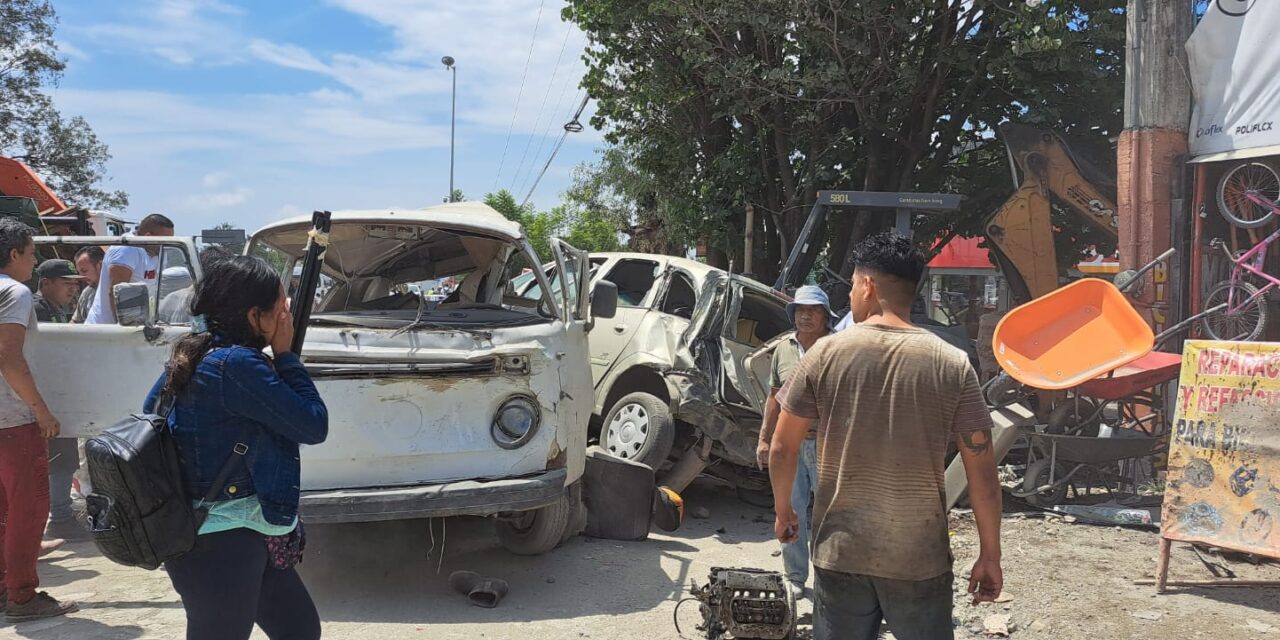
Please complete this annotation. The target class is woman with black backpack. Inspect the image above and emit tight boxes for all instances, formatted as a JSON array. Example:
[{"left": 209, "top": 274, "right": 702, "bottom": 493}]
[{"left": 143, "top": 255, "right": 328, "bottom": 640}]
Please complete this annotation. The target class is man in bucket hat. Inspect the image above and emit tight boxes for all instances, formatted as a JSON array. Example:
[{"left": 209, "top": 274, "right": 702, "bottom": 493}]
[{"left": 757, "top": 285, "right": 837, "bottom": 600}]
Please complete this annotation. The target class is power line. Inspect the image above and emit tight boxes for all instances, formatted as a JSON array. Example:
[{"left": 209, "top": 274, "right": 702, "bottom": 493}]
[
  {"left": 516, "top": 34, "right": 584, "bottom": 197},
  {"left": 508, "top": 24, "right": 575, "bottom": 194},
  {"left": 521, "top": 93, "right": 589, "bottom": 208},
  {"left": 492, "top": 0, "right": 547, "bottom": 191}
]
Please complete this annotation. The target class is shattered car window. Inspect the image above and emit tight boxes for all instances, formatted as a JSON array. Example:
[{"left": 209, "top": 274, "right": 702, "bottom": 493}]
[
  {"left": 660, "top": 271, "right": 697, "bottom": 319},
  {"left": 729, "top": 287, "right": 790, "bottom": 347},
  {"left": 603, "top": 259, "right": 660, "bottom": 307},
  {"left": 251, "top": 222, "right": 556, "bottom": 328}
]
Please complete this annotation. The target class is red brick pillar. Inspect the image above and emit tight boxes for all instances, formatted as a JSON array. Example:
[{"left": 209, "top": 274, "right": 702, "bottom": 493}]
[
  {"left": 1117, "top": 0, "right": 1194, "bottom": 333},
  {"left": 1116, "top": 129, "right": 1186, "bottom": 332}
]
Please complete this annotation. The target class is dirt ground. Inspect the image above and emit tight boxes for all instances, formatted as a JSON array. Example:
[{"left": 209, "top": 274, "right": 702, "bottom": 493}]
[{"left": 4, "top": 479, "right": 1279, "bottom": 640}]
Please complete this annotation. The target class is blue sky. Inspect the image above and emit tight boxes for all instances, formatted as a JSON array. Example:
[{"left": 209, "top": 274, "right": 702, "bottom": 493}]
[{"left": 49, "top": 0, "right": 601, "bottom": 234}]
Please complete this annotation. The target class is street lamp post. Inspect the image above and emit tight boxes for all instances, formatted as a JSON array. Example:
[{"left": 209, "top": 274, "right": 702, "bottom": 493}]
[{"left": 442, "top": 56, "right": 456, "bottom": 203}]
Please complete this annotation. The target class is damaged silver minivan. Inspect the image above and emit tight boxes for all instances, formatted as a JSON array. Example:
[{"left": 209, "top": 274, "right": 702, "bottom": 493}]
[{"left": 29, "top": 202, "right": 616, "bottom": 555}]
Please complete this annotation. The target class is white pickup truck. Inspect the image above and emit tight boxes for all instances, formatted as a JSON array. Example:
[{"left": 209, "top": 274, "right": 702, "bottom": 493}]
[{"left": 29, "top": 202, "right": 617, "bottom": 555}]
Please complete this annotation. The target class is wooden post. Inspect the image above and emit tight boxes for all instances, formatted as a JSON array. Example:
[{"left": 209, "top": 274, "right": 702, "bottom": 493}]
[
  {"left": 1117, "top": 0, "right": 1194, "bottom": 332},
  {"left": 1154, "top": 537, "right": 1173, "bottom": 593},
  {"left": 743, "top": 203, "right": 755, "bottom": 277}
]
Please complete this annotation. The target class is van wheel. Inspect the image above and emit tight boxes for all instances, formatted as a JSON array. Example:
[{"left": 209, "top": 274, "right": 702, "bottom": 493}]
[
  {"left": 496, "top": 485, "right": 579, "bottom": 556},
  {"left": 604, "top": 392, "right": 675, "bottom": 469}
]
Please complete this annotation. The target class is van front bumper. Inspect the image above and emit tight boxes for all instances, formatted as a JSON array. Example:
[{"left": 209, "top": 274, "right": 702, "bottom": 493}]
[{"left": 299, "top": 468, "right": 567, "bottom": 524}]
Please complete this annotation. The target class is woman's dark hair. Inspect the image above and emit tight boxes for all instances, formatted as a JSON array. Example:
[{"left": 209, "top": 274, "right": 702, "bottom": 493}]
[{"left": 165, "top": 255, "right": 284, "bottom": 394}]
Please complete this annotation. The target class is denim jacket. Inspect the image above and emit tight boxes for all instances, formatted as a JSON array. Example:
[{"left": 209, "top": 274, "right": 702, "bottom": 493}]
[{"left": 144, "top": 346, "right": 328, "bottom": 526}]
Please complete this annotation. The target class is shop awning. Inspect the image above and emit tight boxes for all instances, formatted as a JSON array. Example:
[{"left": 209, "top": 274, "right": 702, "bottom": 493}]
[
  {"left": 1187, "top": 2, "right": 1280, "bottom": 158},
  {"left": 928, "top": 236, "right": 994, "bottom": 270}
]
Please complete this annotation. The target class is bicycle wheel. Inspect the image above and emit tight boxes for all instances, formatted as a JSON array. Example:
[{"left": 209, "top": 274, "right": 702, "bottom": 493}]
[
  {"left": 1217, "top": 161, "right": 1280, "bottom": 229},
  {"left": 1201, "top": 281, "right": 1269, "bottom": 341}
]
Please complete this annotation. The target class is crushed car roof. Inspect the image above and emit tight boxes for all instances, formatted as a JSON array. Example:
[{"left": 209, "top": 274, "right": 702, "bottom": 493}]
[{"left": 253, "top": 202, "right": 524, "bottom": 241}]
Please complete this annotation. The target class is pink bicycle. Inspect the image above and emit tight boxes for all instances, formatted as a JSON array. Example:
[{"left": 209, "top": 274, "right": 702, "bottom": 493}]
[{"left": 1200, "top": 191, "right": 1279, "bottom": 341}]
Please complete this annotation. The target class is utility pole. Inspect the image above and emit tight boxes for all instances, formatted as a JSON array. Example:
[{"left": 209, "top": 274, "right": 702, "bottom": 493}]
[
  {"left": 1116, "top": 0, "right": 1194, "bottom": 331},
  {"left": 443, "top": 56, "right": 457, "bottom": 202}
]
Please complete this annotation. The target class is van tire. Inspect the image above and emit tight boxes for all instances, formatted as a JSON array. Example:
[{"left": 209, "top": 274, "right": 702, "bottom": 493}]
[
  {"left": 496, "top": 486, "right": 578, "bottom": 556},
  {"left": 603, "top": 392, "right": 675, "bottom": 469}
]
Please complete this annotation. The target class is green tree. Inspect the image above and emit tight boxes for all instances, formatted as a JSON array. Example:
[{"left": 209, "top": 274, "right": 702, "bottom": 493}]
[
  {"left": 564, "top": 213, "right": 621, "bottom": 253},
  {"left": 484, "top": 189, "right": 534, "bottom": 222},
  {"left": 562, "top": 146, "right": 676, "bottom": 254},
  {"left": 521, "top": 207, "right": 565, "bottom": 261},
  {"left": 485, "top": 187, "right": 621, "bottom": 259},
  {"left": 563, "top": 0, "right": 1126, "bottom": 284},
  {"left": 0, "top": 0, "right": 127, "bottom": 209}
]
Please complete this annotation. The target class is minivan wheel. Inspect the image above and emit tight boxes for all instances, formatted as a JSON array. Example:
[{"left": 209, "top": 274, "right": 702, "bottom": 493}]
[
  {"left": 495, "top": 485, "right": 580, "bottom": 556},
  {"left": 603, "top": 392, "right": 675, "bottom": 469}
]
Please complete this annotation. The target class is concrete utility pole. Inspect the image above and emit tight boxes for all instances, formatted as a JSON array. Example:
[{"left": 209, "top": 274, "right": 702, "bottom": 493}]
[{"left": 1116, "top": 0, "right": 1194, "bottom": 331}]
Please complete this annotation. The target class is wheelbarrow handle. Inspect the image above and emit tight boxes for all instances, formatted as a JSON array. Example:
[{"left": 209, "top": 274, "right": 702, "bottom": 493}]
[{"left": 1117, "top": 248, "right": 1177, "bottom": 295}]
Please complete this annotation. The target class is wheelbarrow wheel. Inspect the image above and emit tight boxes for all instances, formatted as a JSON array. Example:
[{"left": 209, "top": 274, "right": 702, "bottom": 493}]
[
  {"left": 1022, "top": 459, "right": 1068, "bottom": 508},
  {"left": 1046, "top": 398, "right": 1101, "bottom": 437}
]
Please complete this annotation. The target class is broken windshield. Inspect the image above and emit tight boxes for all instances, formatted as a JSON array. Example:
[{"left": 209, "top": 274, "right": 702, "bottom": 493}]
[{"left": 249, "top": 220, "right": 558, "bottom": 329}]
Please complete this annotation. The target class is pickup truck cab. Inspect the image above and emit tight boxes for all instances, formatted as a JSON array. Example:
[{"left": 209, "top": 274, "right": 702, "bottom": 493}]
[{"left": 29, "top": 202, "right": 615, "bottom": 555}]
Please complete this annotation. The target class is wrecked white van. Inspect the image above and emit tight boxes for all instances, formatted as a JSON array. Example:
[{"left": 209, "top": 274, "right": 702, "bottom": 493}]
[{"left": 29, "top": 202, "right": 616, "bottom": 555}]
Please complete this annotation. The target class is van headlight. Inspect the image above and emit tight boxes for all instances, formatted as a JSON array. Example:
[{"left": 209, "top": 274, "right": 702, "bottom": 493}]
[{"left": 492, "top": 396, "right": 540, "bottom": 449}]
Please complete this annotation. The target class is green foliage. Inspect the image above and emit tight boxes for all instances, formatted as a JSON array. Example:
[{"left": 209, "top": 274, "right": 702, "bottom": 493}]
[
  {"left": 563, "top": 210, "right": 622, "bottom": 253},
  {"left": 484, "top": 189, "right": 533, "bottom": 222},
  {"left": 521, "top": 207, "right": 565, "bottom": 262},
  {"left": 0, "top": 0, "right": 127, "bottom": 210},
  {"left": 563, "top": 0, "right": 1127, "bottom": 282},
  {"left": 484, "top": 188, "right": 622, "bottom": 261}
]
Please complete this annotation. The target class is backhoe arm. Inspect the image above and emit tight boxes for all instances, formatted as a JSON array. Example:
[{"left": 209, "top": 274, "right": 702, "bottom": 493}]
[{"left": 984, "top": 125, "right": 1119, "bottom": 303}]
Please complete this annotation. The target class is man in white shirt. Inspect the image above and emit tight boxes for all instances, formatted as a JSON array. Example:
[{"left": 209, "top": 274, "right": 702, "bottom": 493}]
[{"left": 84, "top": 214, "right": 174, "bottom": 325}]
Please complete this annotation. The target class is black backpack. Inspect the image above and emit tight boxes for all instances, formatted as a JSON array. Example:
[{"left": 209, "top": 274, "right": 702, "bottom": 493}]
[{"left": 84, "top": 394, "right": 247, "bottom": 570}]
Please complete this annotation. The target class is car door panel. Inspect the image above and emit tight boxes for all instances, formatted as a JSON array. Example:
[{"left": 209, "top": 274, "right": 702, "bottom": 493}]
[
  {"left": 28, "top": 236, "right": 201, "bottom": 438},
  {"left": 585, "top": 258, "right": 663, "bottom": 387}
]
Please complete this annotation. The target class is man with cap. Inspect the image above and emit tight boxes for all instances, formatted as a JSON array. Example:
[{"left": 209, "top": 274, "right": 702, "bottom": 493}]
[
  {"left": 32, "top": 260, "right": 85, "bottom": 324},
  {"left": 30, "top": 261, "right": 91, "bottom": 541},
  {"left": 757, "top": 284, "right": 837, "bottom": 600}
]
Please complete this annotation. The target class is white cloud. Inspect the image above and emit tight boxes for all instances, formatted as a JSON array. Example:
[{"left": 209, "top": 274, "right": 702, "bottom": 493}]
[
  {"left": 278, "top": 204, "right": 307, "bottom": 218},
  {"left": 53, "top": 88, "right": 451, "bottom": 159},
  {"left": 247, "top": 40, "right": 328, "bottom": 74},
  {"left": 184, "top": 186, "right": 253, "bottom": 210},
  {"left": 329, "top": 1, "right": 590, "bottom": 126},
  {"left": 201, "top": 171, "right": 231, "bottom": 189},
  {"left": 54, "top": 1, "right": 605, "bottom": 231},
  {"left": 58, "top": 40, "right": 91, "bottom": 61},
  {"left": 75, "top": 0, "right": 247, "bottom": 65}
]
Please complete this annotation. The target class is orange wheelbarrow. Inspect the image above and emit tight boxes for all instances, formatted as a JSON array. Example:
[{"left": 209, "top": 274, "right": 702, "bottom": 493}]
[{"left": 990, "top": 249, "right": 1210, "bottom": 507}]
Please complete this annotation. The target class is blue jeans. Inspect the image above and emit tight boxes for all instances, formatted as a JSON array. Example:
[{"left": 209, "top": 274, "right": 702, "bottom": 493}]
[
  {"left": 47, "top": 438, "right": 79, "bottom": 523},
  {"left": 782, "top": 438, "right": 817, "bottom": 587}
]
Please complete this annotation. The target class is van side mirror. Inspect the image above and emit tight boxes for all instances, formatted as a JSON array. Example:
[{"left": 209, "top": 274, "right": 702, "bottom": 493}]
[
  {"left": 591, "top": 280, "right": 618, "bottom": 319},
  {"left": 113, "top": 282, "right": 151, "bottom": 326}
]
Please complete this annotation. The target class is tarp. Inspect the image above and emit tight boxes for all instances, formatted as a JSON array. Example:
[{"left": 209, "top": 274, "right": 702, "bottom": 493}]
[
  {"left": 1186, "top": 1, "right": 1280, "bottom": 158},
  {"left": 928, "top": 236, "right": 993, "bottom": 270},
  {"left": 1162, "top": 341, "right": 1280, "bottom": 559}
]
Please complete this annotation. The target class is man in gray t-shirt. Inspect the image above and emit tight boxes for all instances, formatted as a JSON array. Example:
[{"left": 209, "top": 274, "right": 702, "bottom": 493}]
[
  {"left": 0, "top": 263, "right": 40, "bottom": 431},
  {"left": 0, "top": 218, "right": 78, "bottom": 620}
]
